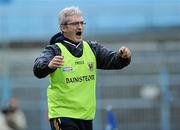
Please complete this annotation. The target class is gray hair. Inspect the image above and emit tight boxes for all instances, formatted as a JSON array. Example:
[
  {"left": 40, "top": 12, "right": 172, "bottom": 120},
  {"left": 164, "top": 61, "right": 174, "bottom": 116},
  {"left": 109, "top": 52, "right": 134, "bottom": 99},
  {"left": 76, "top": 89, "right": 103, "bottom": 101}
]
[{"left": 58, "top": 6, "right": 82, "bottom": 25}]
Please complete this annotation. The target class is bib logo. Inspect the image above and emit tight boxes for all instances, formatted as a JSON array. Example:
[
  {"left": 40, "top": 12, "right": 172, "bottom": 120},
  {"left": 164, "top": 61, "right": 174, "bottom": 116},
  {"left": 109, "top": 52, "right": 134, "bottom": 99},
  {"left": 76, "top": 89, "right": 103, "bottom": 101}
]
[
  {"left": 88, "top": 62, "right": 94, "bottom": 71},
  {"left": 75, "top": 60, "right": 84, "bottom": 65},
  {"left": 62, "top": 67, "right": 73, "bottom": 71}
]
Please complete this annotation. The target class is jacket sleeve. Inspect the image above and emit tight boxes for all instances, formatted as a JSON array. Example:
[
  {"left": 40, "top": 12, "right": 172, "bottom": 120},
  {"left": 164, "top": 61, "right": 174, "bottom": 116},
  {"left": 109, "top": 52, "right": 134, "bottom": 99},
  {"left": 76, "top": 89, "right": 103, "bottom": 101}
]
[
  {"left": 88, "top": 41, "right": 131, "bottom": 69},
  {"left": 33, "top": 44, "right": 61, "bottom": 78}
]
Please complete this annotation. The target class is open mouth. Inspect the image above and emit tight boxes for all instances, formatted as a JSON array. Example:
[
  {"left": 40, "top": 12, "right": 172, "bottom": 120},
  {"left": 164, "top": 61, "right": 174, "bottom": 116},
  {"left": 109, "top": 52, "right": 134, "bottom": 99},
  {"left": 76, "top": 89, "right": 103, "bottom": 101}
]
[{"left": 76, "top": 31, "right": 82, "bottom": 36}]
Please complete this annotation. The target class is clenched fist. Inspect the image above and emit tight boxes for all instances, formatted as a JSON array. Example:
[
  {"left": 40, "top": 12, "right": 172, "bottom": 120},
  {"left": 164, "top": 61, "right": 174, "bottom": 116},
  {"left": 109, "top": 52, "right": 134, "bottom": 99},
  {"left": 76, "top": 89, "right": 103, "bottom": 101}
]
[
  {"left": 48, "top": 56, "right": 64, "bottom": 69},
  {"left": 118, "top": 46, "right": 131, "bottom": 59}
]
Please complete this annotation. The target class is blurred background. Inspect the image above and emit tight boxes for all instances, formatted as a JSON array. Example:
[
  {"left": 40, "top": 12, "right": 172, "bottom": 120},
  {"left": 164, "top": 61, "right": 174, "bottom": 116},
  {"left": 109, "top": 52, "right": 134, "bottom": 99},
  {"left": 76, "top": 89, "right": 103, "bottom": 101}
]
[{"left": 0, "top": 0, "right": 180, "bottom": 130}]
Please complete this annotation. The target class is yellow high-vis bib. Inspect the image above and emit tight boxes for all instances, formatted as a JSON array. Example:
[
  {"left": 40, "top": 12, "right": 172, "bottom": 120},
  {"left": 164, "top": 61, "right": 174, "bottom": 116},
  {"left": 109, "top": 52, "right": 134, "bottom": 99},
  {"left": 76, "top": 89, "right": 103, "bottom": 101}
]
[{"left": 47, "top": 41, "right": 96, "bottom": 120}]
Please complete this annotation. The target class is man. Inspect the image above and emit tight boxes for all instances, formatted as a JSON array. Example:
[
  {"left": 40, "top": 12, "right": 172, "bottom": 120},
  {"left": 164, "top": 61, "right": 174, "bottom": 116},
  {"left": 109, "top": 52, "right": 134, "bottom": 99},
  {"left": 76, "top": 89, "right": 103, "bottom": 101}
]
[
  {"left": 3, "top": 98, "right": 27, "bottom": 130},
  {"left": 33, "top": 6, "right": 131, "bottom": 130},
  {"left": 0, "top": 109, "right": 12, "bottom": 130}
]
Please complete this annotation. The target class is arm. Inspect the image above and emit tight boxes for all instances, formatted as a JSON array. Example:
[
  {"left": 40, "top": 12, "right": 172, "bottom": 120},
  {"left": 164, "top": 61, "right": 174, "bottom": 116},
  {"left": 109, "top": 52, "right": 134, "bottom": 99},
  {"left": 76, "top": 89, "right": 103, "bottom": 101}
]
[
  {"left": 88, "top": 41, "right": 131, "bottom": 69},
  {"left": 33, "top": 45, "right": 61, "bottom": 78}
]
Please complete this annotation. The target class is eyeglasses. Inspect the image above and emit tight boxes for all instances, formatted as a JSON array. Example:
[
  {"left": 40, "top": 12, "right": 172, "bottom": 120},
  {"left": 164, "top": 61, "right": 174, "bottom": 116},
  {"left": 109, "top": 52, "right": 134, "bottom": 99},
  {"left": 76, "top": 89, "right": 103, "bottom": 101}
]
[{"left": 62, "top": 21, "right": 86, "bottom": 26}]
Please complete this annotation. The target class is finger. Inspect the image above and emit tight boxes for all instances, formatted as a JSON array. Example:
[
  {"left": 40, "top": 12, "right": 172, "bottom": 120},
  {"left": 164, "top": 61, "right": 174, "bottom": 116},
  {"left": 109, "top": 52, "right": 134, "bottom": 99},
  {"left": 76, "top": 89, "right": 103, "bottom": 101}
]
[
  {"left": 119, "top": 47, "right": 131, "bottom": 58},
  {"left": 124, "top": 50, "right": 131, "bottom": 58},
  {"left": 54, "top": 57, "right": 64, "bottom": 62},
  {"left": 48, "top": 61, "right": 62, "bottom": 69},
  {"left": 125, "top": 48, "right": 131, "bottom": 56},
  {"left": 53, "top": 59, "right": 64, "bottom": 64},
  {"left": 119, "top": 48, "right": 125, "bottom": 55},
  {"left": 120, "top": 49, "right": 123, "bottom": 55},
  {"left": 53, "top": 59, "right": 64, "bottom": 66},
  {"left": 55, "top": 56, "right": 64, "bottom": 60},
  {"left": 119, "top": 46, "right": 127, "bottom": 54},
  {"left": 53, "top": 61, "right": 64, "bottom": 67},
  {"left": 123, "top": 48, "right": 129, "bottom": 55}
]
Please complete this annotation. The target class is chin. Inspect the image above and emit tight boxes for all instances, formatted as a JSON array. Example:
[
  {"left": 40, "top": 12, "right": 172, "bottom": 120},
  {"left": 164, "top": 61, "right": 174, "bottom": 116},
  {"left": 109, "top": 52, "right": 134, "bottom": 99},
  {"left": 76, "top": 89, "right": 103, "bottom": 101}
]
[{"left": 76, "top": 39, "right": 82, "bottom": 43}]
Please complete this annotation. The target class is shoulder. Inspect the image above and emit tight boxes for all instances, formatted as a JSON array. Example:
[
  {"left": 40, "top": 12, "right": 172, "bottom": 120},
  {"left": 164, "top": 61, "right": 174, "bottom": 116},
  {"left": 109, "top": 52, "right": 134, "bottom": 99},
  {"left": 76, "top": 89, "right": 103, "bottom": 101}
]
[
  {"left": 85, "top": 40, "right": 106, "bottom": 57},
  {"left": 86, "top": 40, "right": 98, "bottom": 45},
  {"left": 86, "top": 40, "right": 107, "bottom": 51},
  {"left": 85, "top": 40, "right": 103, "bottom": 49}
]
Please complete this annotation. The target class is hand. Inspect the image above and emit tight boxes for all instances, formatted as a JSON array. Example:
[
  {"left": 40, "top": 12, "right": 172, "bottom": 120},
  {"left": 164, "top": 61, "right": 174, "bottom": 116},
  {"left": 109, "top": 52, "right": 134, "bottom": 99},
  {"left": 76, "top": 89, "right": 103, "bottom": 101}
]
[
  {"left": 48, "top": 56, "right": 64, "bottom": 69},
  {"left": 118, "top": 46, "right": 131, "bottom": 59}
]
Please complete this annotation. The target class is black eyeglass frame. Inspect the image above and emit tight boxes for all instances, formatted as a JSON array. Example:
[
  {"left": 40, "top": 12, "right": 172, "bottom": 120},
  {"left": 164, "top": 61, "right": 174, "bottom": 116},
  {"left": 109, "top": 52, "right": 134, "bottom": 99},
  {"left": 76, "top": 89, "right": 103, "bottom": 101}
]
[{"left": 61, "top": 21, "right": 86, "bottom": 26}]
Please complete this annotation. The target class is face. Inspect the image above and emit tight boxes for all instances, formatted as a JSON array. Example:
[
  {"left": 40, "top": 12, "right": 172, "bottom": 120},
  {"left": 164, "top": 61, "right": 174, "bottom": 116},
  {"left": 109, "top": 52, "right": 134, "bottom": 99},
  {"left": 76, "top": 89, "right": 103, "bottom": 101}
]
[{"left": 61, "top": 15, "right": 85, "bottom": 43}]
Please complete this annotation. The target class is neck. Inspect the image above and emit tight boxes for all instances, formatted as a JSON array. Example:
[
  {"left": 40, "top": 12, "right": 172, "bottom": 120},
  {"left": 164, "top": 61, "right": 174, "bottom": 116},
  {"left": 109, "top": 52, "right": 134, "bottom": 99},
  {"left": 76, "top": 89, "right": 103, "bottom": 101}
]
[{"left": 63, "top": 35, "right": 80, "bottom": 45}]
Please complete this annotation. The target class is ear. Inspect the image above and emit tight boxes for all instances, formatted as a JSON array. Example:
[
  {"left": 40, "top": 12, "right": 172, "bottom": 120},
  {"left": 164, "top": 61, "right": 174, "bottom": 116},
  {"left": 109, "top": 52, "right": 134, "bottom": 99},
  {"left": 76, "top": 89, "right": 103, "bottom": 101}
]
[{"left": 61, "top": 25, "right": 66, "bottom": 33}]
